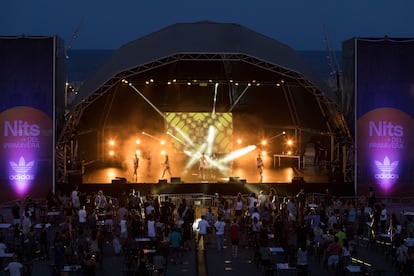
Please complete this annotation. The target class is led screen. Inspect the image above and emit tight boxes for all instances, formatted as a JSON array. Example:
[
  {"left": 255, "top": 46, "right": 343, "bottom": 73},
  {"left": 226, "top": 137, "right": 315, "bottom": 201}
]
[{"left": 165, "top": 112, "right": 233, "bottom": 154}]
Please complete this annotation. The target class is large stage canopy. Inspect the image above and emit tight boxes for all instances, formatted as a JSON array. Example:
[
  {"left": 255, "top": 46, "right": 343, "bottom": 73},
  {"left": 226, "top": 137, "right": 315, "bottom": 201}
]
[{"left": 57, "top": 22, "right": 353, "bottom": 187}]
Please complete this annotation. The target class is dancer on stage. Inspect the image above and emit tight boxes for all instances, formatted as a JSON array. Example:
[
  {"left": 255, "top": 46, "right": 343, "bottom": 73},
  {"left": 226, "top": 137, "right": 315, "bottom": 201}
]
[
  {"left": 133, "top": 153, "right": 139, "bottom": 180},
  {"left": 210, "top": 153, "right": 218, "bottom": 179},
  {"left": 199, "top": 152, "right": 207, "bottom": 180},
  {"left": 257, "top": 154, "right": 264, "bottom": 181},
  {"left": 161, "top": 154, "right": 171, "bottom": 179},
  {"left": 146, "top": 151, "right": 152, "bottom": 177}
]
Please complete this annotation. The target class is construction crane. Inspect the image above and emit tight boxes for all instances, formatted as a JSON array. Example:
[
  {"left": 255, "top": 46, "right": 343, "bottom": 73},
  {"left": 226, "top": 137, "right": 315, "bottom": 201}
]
[{"left": 65, "top": 19, "right": 84, "bottom": 59}]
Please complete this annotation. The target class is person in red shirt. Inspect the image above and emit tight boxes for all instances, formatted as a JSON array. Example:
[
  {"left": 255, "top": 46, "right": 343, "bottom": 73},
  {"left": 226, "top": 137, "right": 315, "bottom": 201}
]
[
  {"left": 229, "top": 218, "right": 240, "bottom": 258},
  {"left": 326, "top": 236, "right": 341, "bottom": 270}
]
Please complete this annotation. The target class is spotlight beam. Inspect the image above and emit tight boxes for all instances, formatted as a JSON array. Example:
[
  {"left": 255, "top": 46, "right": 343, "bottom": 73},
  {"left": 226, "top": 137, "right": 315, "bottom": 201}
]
[
  {"left": 212, "top": 83, "right": 219, "bottom": 115},
  {"left": 269, "top": 131, "right": 286, "bottom": 141},
  {"left": 129, "top": 82, "right": 167, "bottom": 120},
  {"left": 128, "top": 81, "right": 195, "bottom": 148},
  {"left": 166, "top": 131, "right": 186, "bottom": 146},
  {"left": 228, "top": 83, "right": 251, "bottom": 112}
]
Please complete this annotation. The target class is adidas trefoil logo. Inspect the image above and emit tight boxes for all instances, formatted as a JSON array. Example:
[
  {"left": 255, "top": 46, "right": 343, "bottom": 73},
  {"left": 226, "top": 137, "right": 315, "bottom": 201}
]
[
  {"left": 10, "top": 156, "right": 34, "bottom": 173},
  {"left": 9, "top": 156, "right": 35, "bottom": 180},
  {"left": 374, "top": 156, "right": 399, "bottom": 180}
]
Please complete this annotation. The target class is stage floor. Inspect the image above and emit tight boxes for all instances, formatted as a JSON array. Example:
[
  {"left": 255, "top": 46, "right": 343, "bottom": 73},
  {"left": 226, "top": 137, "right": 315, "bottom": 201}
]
[{"left": 81, "top": 162, "right": 330, "bottom": 185}]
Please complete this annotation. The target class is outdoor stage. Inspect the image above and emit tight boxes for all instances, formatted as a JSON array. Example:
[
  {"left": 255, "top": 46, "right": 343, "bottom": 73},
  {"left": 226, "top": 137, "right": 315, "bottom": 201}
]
[{"left": 70, "top": 160, "right": 353, "bottom": 198}]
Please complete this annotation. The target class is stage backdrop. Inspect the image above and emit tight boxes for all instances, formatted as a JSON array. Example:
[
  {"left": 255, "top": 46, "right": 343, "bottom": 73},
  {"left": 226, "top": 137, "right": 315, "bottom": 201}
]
[
  {"left": 344, "top": 38, "right": 414, "bottom": 196},
  {"left": 0, "top": 36, "right": 65, "bottom": 202}
]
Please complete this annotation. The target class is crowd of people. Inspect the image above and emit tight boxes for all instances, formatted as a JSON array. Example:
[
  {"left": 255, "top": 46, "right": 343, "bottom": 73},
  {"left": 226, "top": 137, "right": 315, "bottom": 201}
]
[{"left": 0, "top": 185, "right": 413, "bottom": 275}]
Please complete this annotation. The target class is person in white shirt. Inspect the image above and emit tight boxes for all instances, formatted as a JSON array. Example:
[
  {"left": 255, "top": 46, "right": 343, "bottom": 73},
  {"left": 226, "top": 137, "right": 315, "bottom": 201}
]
[
  {"left": 4, "top": 254, "right": 23, "bottom": 276},
  {"left": 258, "top": 190, "right": 267, "bottom": 209},
  {"left": 197, "top": 215, "right": 209, "bottom": 250},
  {"left": 214, "top": 216, "right": 226, "bottom": 251},
  {"left": 119, "top": 215, "right": 128, "bottom": 242},
  {"left": 21, "top": 213, "right": 31, "bottom": 237},
  {"left": 147, "top": 214, "right": 156, "bottom": 241},
  {"left": 234, "top": 194, "right": 244, "bottom": 217},
  {"left": 78, "top": 206, "right": 87, "bottom": 227},
  {"left": 248, "top": 193, "right": 258, "bottom": 215},
  {"left": 71, "top": 185, "right": 80, "bottom": 211}
]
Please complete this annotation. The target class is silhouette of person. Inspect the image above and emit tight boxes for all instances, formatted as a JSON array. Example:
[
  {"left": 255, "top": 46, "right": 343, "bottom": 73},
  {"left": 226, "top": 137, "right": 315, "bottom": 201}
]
[
  {"left": 257, "top": 154, "right": 264, "bottom": 181},
  {"left": 161, "top": 155, "right": 171, "bottom": 179},
  {"left": 133, "top": 153, "right": 139, "bottom": 179},
  {"left": 199, "top": 152, "right": 207, "bottom": 180}
]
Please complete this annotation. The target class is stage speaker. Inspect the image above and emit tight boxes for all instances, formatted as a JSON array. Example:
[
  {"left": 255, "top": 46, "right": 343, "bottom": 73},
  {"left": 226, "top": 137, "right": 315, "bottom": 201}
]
[
  {"left": 112, "top": 178, "right": 126, "bottom": 184},
  {"left": 229, "top": 176, "right": 240, "bottom": 183},
  {"left": 171, "top": 177, "right": 181, "bottom": 183},
  {"left": 292, "top": 176, "right": 304, "bottom": 184},
  {"left": 158, "top": 179, "right": 167, "bottom": 184},
  {"left": 239, "top": 179, "right": 247, "bottom": 184}
]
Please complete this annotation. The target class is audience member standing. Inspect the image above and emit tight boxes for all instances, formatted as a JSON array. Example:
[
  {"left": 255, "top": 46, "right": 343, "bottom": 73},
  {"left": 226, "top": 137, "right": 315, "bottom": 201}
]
[
  {"left": 4, "top": 254, "right": 23, "bottom": 276},
  {"left": 214, "top": 216, "right": 226, "bottom": 251},
  {"left": 230, "top": 219, "right": 240, "bottom": 258},
  {"left": 197, "top": 215, "right": 209, "bottom": 250}
]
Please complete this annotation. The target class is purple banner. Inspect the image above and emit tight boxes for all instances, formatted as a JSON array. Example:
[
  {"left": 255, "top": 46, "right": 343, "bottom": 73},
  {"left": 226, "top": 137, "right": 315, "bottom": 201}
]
[
  {"left": 0, "top": 37, "right": 56, "bottom": 201},
  {"left": 356, "top": 39, "right": 414, "bottom": 196}
]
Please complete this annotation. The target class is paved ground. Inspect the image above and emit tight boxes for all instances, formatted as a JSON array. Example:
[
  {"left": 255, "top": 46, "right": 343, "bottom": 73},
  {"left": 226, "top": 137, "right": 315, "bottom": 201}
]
[{"left": 10, "top": 231, "right": 396, "bottom": 276}]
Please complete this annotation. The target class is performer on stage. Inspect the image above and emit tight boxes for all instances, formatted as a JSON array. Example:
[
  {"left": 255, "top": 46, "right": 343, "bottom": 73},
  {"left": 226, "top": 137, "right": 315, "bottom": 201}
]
[
  {"left": 199, "top": 152, "right": 207, "bottom": 180},
  {"left": 133, "top": 153, "right": 139, "bottom": 179},
  {"left": 146, "top": 151, "right": 152, "bottom": 177},
  {"left": 161, "top": 154, "right": 171, "bottom": 179},
  {"left": 257, "top": 154, "right": 264, "bottom": 181},
  {"left": 210, "top": 153, "right": 218, "bottom": 179}
]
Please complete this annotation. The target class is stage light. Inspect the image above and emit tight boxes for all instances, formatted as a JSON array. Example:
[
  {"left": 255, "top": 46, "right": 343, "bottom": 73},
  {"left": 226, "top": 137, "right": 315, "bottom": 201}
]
[
  {"left": 135, "top": 139, "right": 141, "bottom": 144},
  {"left": 150, "top": 79, "right": 154, "bottom": 83},
  {"left": 161, "top": 150, "right": 166, "bottom": 155},
  {"left": 109, "top": 140, "right": 115, "bottom": 146},
  {"left": 229, "top": 79, "right": 233, "bottom": 83},
  {"left": 276, "top": 83, "right": 281, "bottom": 87},
  {"left": 160, "top": 140, "right": 165, "bottom": 145},
  {"left": 261, "top": 150, "right": 267, "bottom": 156},
  {"left": 187, "top": 82, "right": 191, "bottom": 86},
  {"left": 207, "top": 125, "right": 215, "bottom": 143},
  {"left": 167, "top": 81, "right": 172, "bottom": 85},
  {"left": 287, "top": 151, "right": 292, "bottom": 155},
  {"left": 145, "top": 81, "right": 150, "bottom": 85},
  {"left": 109, "top": 150, "right": 115, "bottom": 156},
  {"left": 235, "top": 82, "right": 239, "bottom": 86},
  {"left": 256, "top": 83, "right": 261, "bottom": 86},
  {"left": 135, "top": 150, "right": 141, "bottom": 155},
  {"left": 173, "top": 79, "right": 177, "bottom": 83},
  {"left": 237, "top": 138, "right": 242, "bottom": 145},
  {"left": 287, "top": 140, "right": 293, "bottom": 146},
  {"left": 261, "top": 140, "right": 267, "bottom": 146}
]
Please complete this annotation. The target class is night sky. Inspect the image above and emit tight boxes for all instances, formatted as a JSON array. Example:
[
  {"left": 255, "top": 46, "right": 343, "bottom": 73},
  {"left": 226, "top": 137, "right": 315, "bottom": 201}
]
[{"left": 2, "top": 0, "right": 414, "bottom": 51}]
